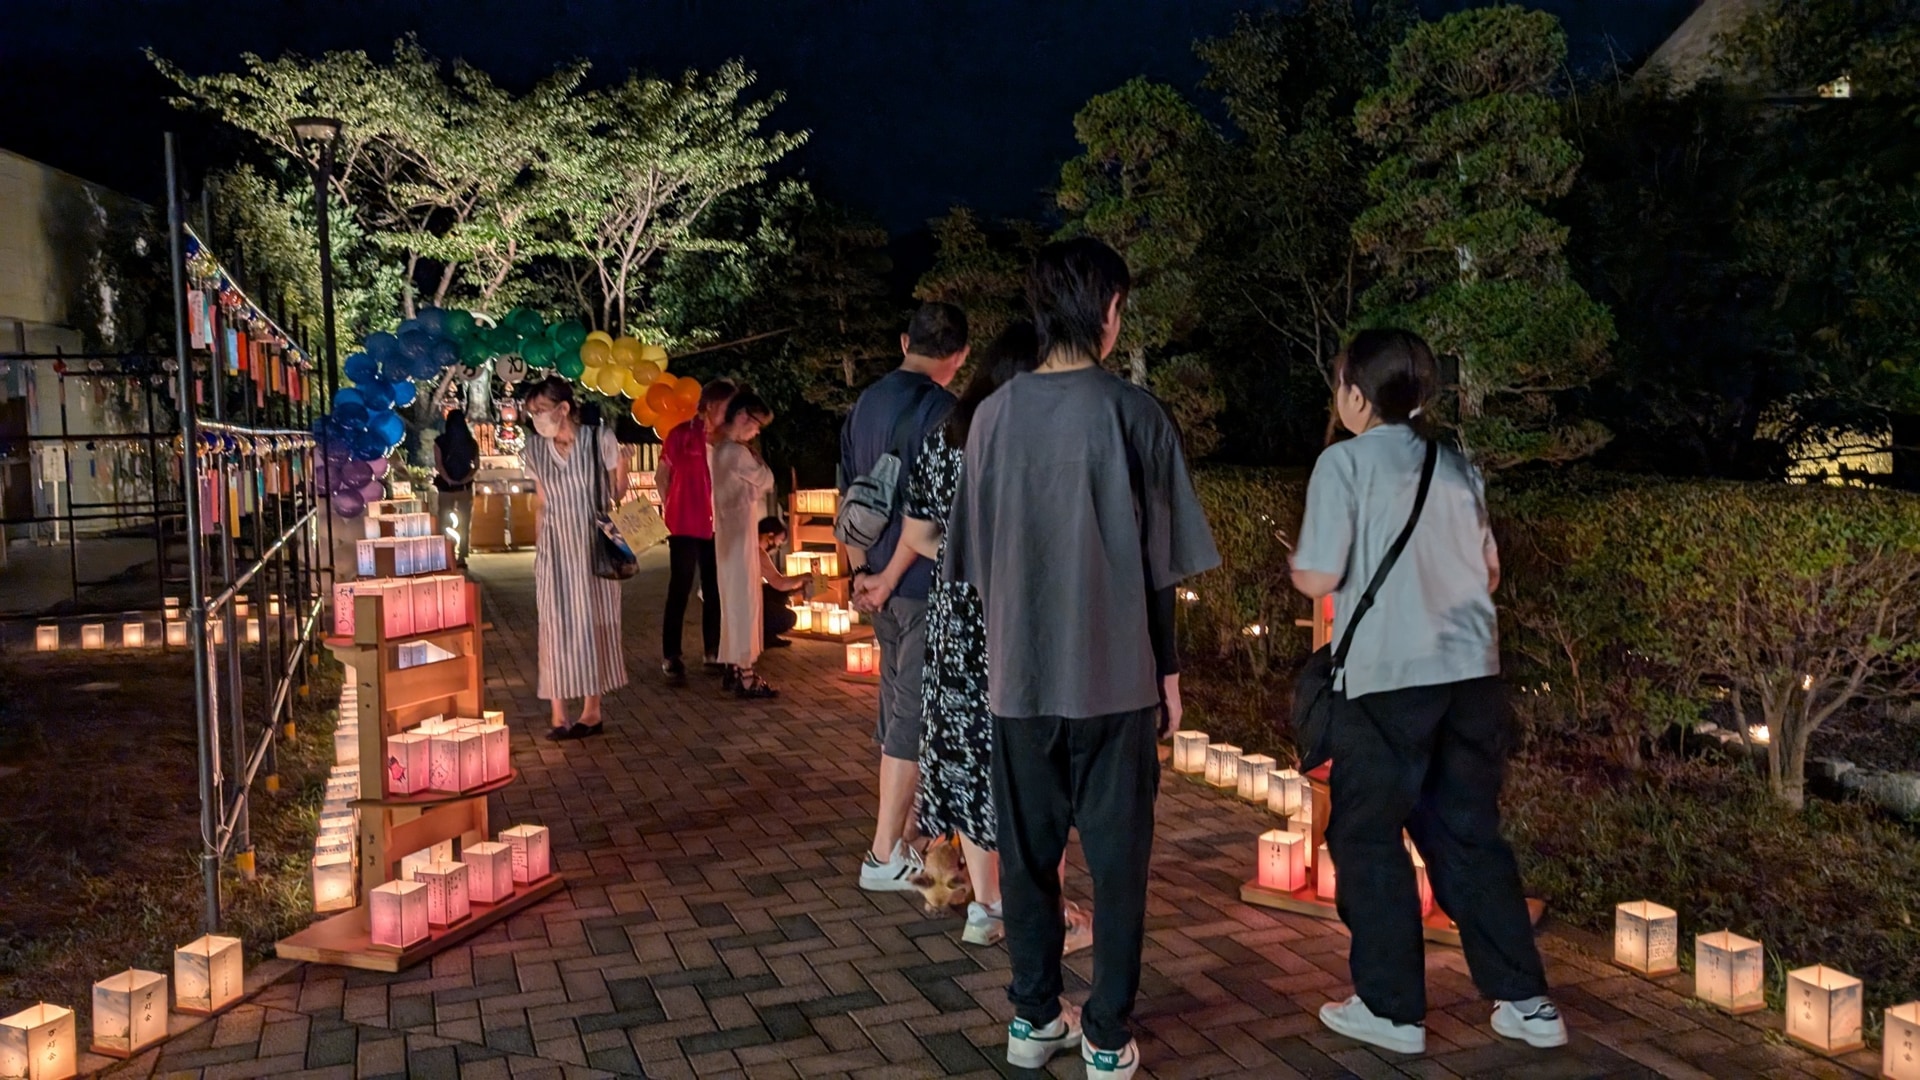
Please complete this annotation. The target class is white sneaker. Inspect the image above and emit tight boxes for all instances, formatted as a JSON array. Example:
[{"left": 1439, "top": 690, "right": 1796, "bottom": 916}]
[
  {"left": 1082, "top": 1037, "right": 1141, "bottom": 1079},
  {"left": 857, "top": 841, "right": 924, "bottom": 893},
  {"left": 1492, "top": 999, "right": 1568, "bottom": 1048},
  {"left": 1007, "top": 1003, "right": 1082, "bottom": 1068},
  {"left": 1319, "top": 995, "right": 1426, "bottom": 1055},
  {"left": 1062, "top": 901, "right": 1093, "bottom": 956},
  {"left": 962, "top": 901, "right": 1004, "bottom": 946}
]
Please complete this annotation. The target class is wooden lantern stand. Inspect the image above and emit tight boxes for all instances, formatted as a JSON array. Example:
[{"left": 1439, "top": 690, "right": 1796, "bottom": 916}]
[
  {"left": 276, "top": 580, "right": 562, "bottom": 972},
  {"left": 785, "top": 485, "right": 875, "bottom": 645},
  {"left": 1239, "top": 597, "right": 1545, "bottom": 946}
]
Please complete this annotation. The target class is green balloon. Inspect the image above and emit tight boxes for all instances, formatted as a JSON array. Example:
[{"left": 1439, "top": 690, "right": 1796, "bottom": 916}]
[
  {"left": 507, "top": 307, "right": 546, "bottom": 338},
  {"left": 525, "top": 338, "right": 556, "bottom": 366},
  {"left": 552, "top": 319, "right": 588, "bottom": 351},
  {"left": 445, "top": 309, "right": 476, "bottom": 341},
  {"left": 488, "top": 326, "right": 519, "bottom": 355},
  {"left": 558, "top": 355, "right": 586, "bottom": 380},
  {"left": 525, "top": 346, "right": 555, "bottom": 369},
  {"left": 460, "top": 337, "right": 492, "bottom": 365}
]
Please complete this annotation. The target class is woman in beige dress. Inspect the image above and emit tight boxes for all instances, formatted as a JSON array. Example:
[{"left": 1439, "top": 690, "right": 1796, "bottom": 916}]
[{"left": 708, "top": 390, "right": 778, "bottom": 698}]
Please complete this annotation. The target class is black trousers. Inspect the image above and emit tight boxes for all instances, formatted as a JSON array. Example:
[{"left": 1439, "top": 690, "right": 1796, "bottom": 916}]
[
  {"left": 761, "top": 583, "right": 797, "bottom": 645},
  {"left": 993, "top": 707, "right": 1159, "bottom": 1052},
  {"left": 662, "top": 536, "right": 720, "bottom": 661},
  {"left": 1325, "top": 677, "right": 1549, "bottom": 1024}
]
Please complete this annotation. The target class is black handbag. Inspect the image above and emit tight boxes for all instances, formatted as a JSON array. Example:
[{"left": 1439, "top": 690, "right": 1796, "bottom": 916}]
[
  {"left": 588, "top": 422, "right": 638, "bottom": 581},
  {"left": 1289, "top": 438, "right": 1438, "bottom": 771}
]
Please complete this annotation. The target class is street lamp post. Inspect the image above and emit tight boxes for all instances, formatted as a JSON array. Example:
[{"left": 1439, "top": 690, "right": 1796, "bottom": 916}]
[{"left": 290, "top": 116, "right": 343, "bottom": 579}]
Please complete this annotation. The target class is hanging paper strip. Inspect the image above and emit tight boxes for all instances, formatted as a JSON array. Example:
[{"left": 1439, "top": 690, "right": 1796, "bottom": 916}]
[
  {"left": 228, "top": 472, "right": 241, "bottom": 535},
  {"left": 200, "top": 472, "right": 220, "bottom": 535},
  {"left": 224, "top": 328, "right": 240, "bottom": 376},
  {"left": 189, "top": 290, "right": 213, "bottom": 348}
]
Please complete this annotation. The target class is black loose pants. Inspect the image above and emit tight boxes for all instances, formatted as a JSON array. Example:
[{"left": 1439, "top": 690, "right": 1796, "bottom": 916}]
[
  {"left": 993, "top": 706, "right": 1159, "bottom": 1052},
  {"left": 1325, "top": 677, "right": 1549, "bottom": 1024},
  {"left": 662, "top": 536, "right": 720, "bottom": 661}
]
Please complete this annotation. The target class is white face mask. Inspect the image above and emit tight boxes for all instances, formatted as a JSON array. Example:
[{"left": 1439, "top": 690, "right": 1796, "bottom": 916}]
[{"left": 530, "top": 410, "right": 563, "bottom": 438}]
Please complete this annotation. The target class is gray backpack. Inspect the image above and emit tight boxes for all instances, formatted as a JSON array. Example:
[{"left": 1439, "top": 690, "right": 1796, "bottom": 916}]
[{"left": 835, "top": 385, "right": 937, "bottom": 550}]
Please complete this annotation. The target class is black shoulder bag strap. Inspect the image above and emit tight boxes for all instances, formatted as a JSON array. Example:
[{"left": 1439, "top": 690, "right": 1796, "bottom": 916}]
[{"left": 1330, "top": 438, "right": 1439, "bottom": 685}]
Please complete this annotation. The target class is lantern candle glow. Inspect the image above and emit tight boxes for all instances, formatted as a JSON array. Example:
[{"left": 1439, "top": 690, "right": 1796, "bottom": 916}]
[
  {"left": 1171, "top": 731, "right": 1208, "bottom": 774},
  {"left": 90, "top": 969, "right": 167, "bottom": 1057},
  {"left": 1613, "top": 901, "right": 1679, "bottom": 976},
  {"left": 500, "top": 824, "right": 551, "bottom": 883},
  {"left": 386, "top": 732, "right": 429, "bottom": 796},
  {"left": 34, "top": 626, "right": 56, "bottom": 652},
  {"left": 1885, "top": 1002, "right": 1920, "bottom": 1080},
  {"left": 463, "top": 841, "right": 515, "bottom": 904},
  {"left": 1407, "top": 838, "right": 1434, "bottom": 917},
  {"left": 313, "top": 852, "right": 355, "bottom": 913},
  {"left": 1694, "top": 931, "right": 1764, "bottom": 1014},
  {"left": 80, "top": 624, "right": 104, "bottom": 650},
  {"left": 174, "top": 934, "right": 243, "bottom": 1014},
  {"left": 789, "top": 603, "right": 812, "bottom": 631},
  {"left": 416, "top": 860, "right": 471, "bottom": 927},
  {"left": 1256, "top": 829, "right": 1308, "bottom": 892},
  {"left": 121, "top": 622, "right": 146, "bottom": 648},
  {"left": 1237, "top": 753, "right": 1275, "bottom": 803},
  {"left": 0, "top": 1003, "right": 75, "bottom": 1080},
  {"left": 1315, "top": 844, "right": 1337, "bottom": 900},
  {"left": 1204, "top": 743, "right": 1242, "bottom": 789},
  {"left": 1785, "top": 964, "right": 1863, "bottom": 1054},
  {"left": 845, "top": 642, "right": 877, "bottom": 674},
  {"left": 476, "top": 723, "right": 510, "bottom": 783},
  {"left": 369, "top": 880, "right": 429, "bottom": 949},
  {"left": 825, "top": 607, "right": 852, "bottom": 636},
  {"left": 1268, "top": 768, "right": 1304, "bottom": 816},
  {"left": 165, "top": 621, "right": 187, "bottom": 647}
]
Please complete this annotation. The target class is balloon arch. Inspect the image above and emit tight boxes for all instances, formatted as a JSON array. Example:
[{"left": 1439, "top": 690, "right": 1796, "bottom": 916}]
[{"left": 312, "top": 306, "right": 702, "bottom": 517}]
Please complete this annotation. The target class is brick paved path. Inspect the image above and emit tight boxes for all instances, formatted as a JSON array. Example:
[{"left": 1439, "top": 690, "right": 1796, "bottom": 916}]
[{"left": 109, "top": 551, "right": 1880, "bottom": 1080}]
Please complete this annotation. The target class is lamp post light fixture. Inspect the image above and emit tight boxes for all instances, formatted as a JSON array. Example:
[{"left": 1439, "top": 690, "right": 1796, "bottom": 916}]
[{"left": 289, "top": 115, "right": 343, "bottom": 568}]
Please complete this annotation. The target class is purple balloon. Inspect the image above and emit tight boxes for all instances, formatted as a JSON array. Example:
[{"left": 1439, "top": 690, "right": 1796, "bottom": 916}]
[
  {"left": 341, "top": 460, "right": 374, "bottom": 490},
  {"left": 332, "top": 489, "right": 367, "bottom": 518},
  {"left": 368, "top": 458, "right": 390, "bottom": 478},
  {"left": 359, "top": 479, "right": 385, "bottom": 503}
]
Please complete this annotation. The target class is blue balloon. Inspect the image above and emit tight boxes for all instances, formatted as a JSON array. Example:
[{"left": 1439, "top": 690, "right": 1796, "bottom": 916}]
[
  {"left": 309, "top": 414, "right": 331, "bottom": 437},
  {"left": 364, "top": 331, "right": 402, "bottom": 363},
  {"left": 399, "top": 328, "right": 432, "bottom": 360},
  {"left": 377, "top": 355, "right": 411, "bottom": 384},
  {"left": 430, "top": 339, "right": 459, "bottom": 369},
  {"left": 349, "top": 428, "right": 388, "bottom": 461},
  {"left": 390, "top": 379, "right": 418, "bottom": 407},
  {"left": 332, "top": 400, "right": 370, "bottom": 431},
  {"left": 333, "top": 385, "right": 368, "bottom": 410},
  {"left": 398, "top": 318, "right": 423, "bottom": 338},
  {"left": 360, "top": 379, "right": 396, "bottom": 411},
  {"left": 343, "top": 352, "right": 378, "bottom": 385},
  {"left": 370, "top": 410, "right": 405, "bottom": 447},
  {"left": 416, "top": 307, "right": 448, "bottom": 339}
]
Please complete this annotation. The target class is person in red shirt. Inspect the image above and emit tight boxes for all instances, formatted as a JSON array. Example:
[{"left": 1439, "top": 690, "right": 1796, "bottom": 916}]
[{"left": 656, "top": 378, "right": 737, "bottom": 683}]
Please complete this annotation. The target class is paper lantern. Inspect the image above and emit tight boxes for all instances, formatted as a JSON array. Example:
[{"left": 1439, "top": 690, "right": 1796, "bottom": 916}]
[
  {"left": 1256, "top": 830, "right": 1308, "bottom": 892},
  {"left": 90, "top": 970, "right": 166, "bottom": 1057},
  {"left": 268, "top": 595, "right": 282, "bottom": 617},
  {"left": 463, "top": 841, "right": 515, "bottom": 904},
  {"left": 1293, "top": 796, "right": 1316, "bottom": 864},
  {"left": 207, "top": 617, "right": 224, "bottom": 646},
  {"left": 784, "top": 552, "right": 814, "bottom": 577},
  {"left": 1204, "top": 743, "right": 1242, "bottom": 788},
  {"left": 437, "top": 575, "right": 468, "bottom": 628},
  {"left": 313, "top": 852, "right": 355, "bottom": 912},
  {"left": 416, "top": 861, "right": 471, "bottom": 927},
  {"left": 164, "top": 596, "right": 180, "bottom": 614},
  {"left": 825, "top": 607, "right": 851, "bottom": 636},
  {"left": 1315, "top": 844, "right": 1337, "bottom": 900},
  {"left": 428, "top": 730, "right": 485, "bottom": 792},
  {"left": 334, "top": 723, "right": 359, "bottom": 766},
  {"left": 174, "top": 934, "right": 243, "bottom": 1015},
  {"left": 845, "top": 642, "right": 877, "bottom": 674},
  {"left": 369, "top": 880, "right": 429, "bottom": 949},
  {"left": 235, "top": 599, "right": 249, "bottom": 618},
  {"left": 500, "top": 824, "right": 551, "bottom": 884},
  {"left": 165, "top": 621, "right": 187, "bottom": 647},
  {"left": 476, "top": 723, "right": 510, "bottom": 782},
  {"left": 332, "top": 582, "right": 358, "bottom": 637},
  {"left": 1785, "top": 965, "right": 1863, "bottom": 1054},
  {"left": 80, "top": 624, "right": 104, "bottom": 650},
  {"left": 1171, "top": 731, "right": 1208, "bottom": 774},
  {"left": 1237, "top": 753, "right": 1275, "bottom": 803},
  {"left": 400, "top": 840, "right": 455, "bottom": 883},
  {"left": 1694, "top": 931, "right": 1764, "bottom": 1014},
  {"left": 245, "top": 618, "right": 261, "bottom": 644},
  {"left": 410, "top": 579, "right": 441, "bottom": 634},
  {"left": 1268, "top": 768, "right": 1304, "bottom": 816},
  {"left": 1406, "top": 838, "right": 1434, "bottom": 917},
  {"left": 789, "top": 603, "right": 812, "bottom": 631},
  {"left": 385, "top": 732, "right": 429, "bottom": 796},
  {"left": 381, "top": 582, "right": 414, "bottom": 638},
  {"left": 0, "top": 1003, "right": 75, "bottom": 1080},
  {"left": 1613, "top": 901, "right": 1679, "bottom": 976},
  {"left": 483, "top": 709, "right": 503, "bottom": 726},
  {"left": 33, "top": 625, "right": 56, "bottom": 652},
  {"left": 1885, "top": 1002, "right": 1920, "bottom": 1080}
]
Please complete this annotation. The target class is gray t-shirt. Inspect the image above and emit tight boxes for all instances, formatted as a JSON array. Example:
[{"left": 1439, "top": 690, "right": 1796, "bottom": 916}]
[
  {"left": 1293, "top": 424, "right": 1499, "bottom": 699},
  {"left": 945, "top": 366, "right": 1220, "bottom": 720}
]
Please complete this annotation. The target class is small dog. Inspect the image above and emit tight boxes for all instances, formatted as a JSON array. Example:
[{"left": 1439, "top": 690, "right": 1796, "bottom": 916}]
[{"left": 909, "top": 836, "right": 973, "bottom": 915}]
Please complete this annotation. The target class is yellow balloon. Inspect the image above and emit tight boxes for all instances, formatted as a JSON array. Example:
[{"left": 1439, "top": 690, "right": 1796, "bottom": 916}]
[
  {"left": 586, "top": 330, "right": 613, "bottom": 346},
  {"left": 582, "top": 363, "right": 604, "bottom": 389},
  {"left": 638, "top": 343, "right": 668, "bottom": 368},
  {"left": 631, "top": 360, "right": 661, "bottom": 387},
  {"left": 579, "top": 339, "right": 612, "bottom": 367},
  {"left": 621, "top": 368, "right": 647, "bottom": 398},
  {"left": 611, "top": 336, "right": 644, "bottom": 368}
]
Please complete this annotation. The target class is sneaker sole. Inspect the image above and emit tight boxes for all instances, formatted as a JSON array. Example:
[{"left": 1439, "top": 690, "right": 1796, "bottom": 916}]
[
  {"left": 1007, "top": 1035, "right": 1079, "bottom": 1069},
  {"left": 857, "top": 874, "right": 921, "bottom": 893},
  {"left": 1319, "top": 1004, "right": 1426, "bottom": 1055},
  {"left": 961, "top": 924, "right": 1004, "bottom": 946},
  {"left": 1082, "top": 1053, "right": 1141, "bottom": 1079},
  {"left": 1491, "top": 1012, "right": 1569, "bottom": 1049}
]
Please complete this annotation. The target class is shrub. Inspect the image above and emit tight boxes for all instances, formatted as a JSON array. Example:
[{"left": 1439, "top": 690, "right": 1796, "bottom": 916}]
[{"left": 1185, "top": 468, "right": 1308, "bottom": 680}]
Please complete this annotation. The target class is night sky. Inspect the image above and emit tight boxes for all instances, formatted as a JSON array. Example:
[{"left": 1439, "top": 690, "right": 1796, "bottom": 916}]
[{"left": 2, "top": 0, "right": 1696, "bottom": 233}]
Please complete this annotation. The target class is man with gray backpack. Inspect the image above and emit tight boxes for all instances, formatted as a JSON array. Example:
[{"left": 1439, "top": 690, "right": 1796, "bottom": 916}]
[{"left": 840, "top": 302, "right": 968, "bottom": 891}]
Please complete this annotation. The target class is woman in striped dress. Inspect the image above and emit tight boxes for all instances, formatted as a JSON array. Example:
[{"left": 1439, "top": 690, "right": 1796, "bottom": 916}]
[{"left": 519, "top": 377, "right": 628, "bottom": 739}]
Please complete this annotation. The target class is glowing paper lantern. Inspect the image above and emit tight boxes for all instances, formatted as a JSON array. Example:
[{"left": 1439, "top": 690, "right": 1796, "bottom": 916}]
[
  {"left": 1613, "top": 901, "right": 1679, "bottom": 976},
  {"left": 0, "top": 1003, "right": 76, "bottom": 1080},
  {"left": 416, "top": 861, "right": 471, "bottom": 927},
  {"left": 845, "top": 642, "right": 877, "bottom": 674},
  {"left": 313, "top": 851, "right": 355, "bottom": 913},
  {"left": 334, "top": 723, "right": 360, "bottom": 766},
  {"left": 825, "top": 607, "right": 852, "bottom": 636},
  {"left": 1407, "top": 838, "right": 1434, "bottom": 917},
  {"left": 789, "top": 603, "right": 812, "bottom": 631},
  {"left": 1256, "top": 830, "right": 1308, "bottom": 892},
  {"left": 1171, "top": 731, "right": 1208, "bottom": 774},
  {"left": 500, "top": 824, "right": 551, "bottom": 884},
  {"left": 120, "top": 622, "right": 146, "bottom": 648},
  {"left": 165, "top": 621, "right": 187, "bottom": 647},
  {"left": 427, "top": 729, "right": 485, "bottom": 792},
  {"left": 410, "top": 579, "right": 441, "bottom": 634},
  {"left": 90, "top": 970, "right": 167, "bottom": 1057},
  {"left": 80, "top": 624, "right": 104, "bottom": 650},
  {"left": 245, "top": 618, "right": 261, "bottom": 644},
  {"left": 1886, "top": 1002, "right": 1920, "bottom": 1080},
  {"left": 1267, "top": 768, "right": 1304, "bottom": 816},
  {"left": 34, "top": 625, "right": 56, "bottom": 652},
  {"left": 235, "top": 599, "right": 249, "bottom": 618},
  {"left": 1237, "top": 753, "right": 1275, "bottom": 803},
  {"left": 369, "top": 880, "right": 429, "bottom": 949},
  {"left": 1315, "top": 844, "right": 1337, "bottom": 900},
  {"left": 385, "top": 732, "right": 429, "bottom": 796},
  {"left": 1785, "top": 965, "right": 1863, "bottom": 1054},
  {"left": 463, "top": 841, "right": 515, "bottom": 904},
  {"left": 476, "top": 723, "right": 510, "bottom": 783},
  {"left": 1694, "top": 931, "right": 1764, "bottom": 1014},
  {"left": 173, "top": 934, "right": 243, "bottom": 1014},
  {"left": 437, "top": 575, "right": 468, "bottom": 628},
  {"left": 1204, "top": 743, "right": 1242, "bottom": 789},
  {"left": 784, "top": 552, "right": 815, "bottom": 577}
]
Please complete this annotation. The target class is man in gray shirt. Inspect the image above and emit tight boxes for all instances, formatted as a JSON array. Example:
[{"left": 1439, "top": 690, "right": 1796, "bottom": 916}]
[{"left": 945, "top": 238, "right": 1218, "bottom": 1080}]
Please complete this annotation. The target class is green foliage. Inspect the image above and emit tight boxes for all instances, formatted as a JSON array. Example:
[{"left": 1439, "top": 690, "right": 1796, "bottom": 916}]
[
  {"left": 913, "top": 207, "right": 1042, "bottom": 350},
  {"left": 1183, "top": 469, "right": 1309, "bottom": 678},
  {"left": 1353, "top": 6, "right": 1615, "bottom": 468}
]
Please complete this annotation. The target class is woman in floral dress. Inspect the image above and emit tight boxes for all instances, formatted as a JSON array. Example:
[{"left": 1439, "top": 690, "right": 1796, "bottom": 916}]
[{"left": 860, "top": 322, "right": 1090, "bottom": 953}]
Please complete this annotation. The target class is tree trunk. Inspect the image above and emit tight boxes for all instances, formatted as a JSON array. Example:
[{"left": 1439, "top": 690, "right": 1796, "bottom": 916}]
[
  {"left": 1128, "top": 347, "right": 1147, "bottom": 386},
  {"left": 1781, "top": 725, "right": 1812, "bottom": 811}
]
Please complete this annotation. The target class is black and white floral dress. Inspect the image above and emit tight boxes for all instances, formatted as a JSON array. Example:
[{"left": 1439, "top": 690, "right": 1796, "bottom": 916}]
[{"left": 904, "top": 428, "right": 996, "bottom": 850}]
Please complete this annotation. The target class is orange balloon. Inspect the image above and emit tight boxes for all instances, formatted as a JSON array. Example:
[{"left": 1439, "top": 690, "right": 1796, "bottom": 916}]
[
  {"left": 630, "top": 398, "right": 658, "bottom": 426},
  {"left": 673, "top": 376, "right": 702, "bottom": 409},
  {"left": 645, "top": 380, "right": 676, "bottom": 415},
  {"left": 631, "top": 360, "right": 662, "bottom": 387},
  {"left": 579, "top": 339, "right": 612, "bottom": 367},
  {"left": 652, "top": 421, "right": 682, "bottom": 442}
]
